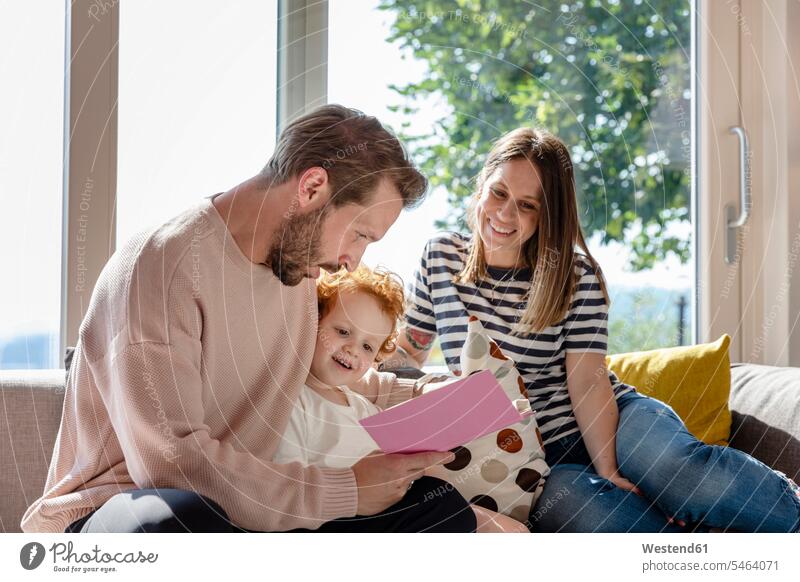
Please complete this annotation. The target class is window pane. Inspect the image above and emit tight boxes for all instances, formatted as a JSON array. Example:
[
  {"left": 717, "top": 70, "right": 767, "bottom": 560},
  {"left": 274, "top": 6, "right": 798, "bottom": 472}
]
[
  {"left": 0, "top": 4, "right": 65, "bottom": 369},
  {"left": 116, "top": 1, "right": 278, "bottom": 246},
  {"left": 330, "top": 0, "right": 693, "bottom": 356},
  {"left": 329, "top": 0, "right": 451, "bottom": 288},
  {"left": 328, "top": 0, "right": 452, "bottom": 367}
]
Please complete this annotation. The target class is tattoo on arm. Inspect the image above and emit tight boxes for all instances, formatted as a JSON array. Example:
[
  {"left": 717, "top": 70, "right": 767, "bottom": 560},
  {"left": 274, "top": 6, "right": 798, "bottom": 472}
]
[{"left": 406, "top": 328, "right": 434, "bottom": 352}]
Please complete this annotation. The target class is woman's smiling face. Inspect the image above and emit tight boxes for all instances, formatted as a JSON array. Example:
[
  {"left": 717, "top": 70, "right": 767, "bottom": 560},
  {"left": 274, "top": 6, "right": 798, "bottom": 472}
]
[{"left": 475, "top": 158, "right": 544, "bottom": 268}]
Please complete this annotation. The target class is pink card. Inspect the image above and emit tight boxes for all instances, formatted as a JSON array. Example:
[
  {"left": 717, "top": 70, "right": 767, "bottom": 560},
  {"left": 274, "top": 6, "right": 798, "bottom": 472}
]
[{"left": 359, "top": 369, "right": 528, "bottom": 454}]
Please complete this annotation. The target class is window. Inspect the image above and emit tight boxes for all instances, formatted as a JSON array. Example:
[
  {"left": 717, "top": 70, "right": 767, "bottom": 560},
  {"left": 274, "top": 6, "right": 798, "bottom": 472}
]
[
  {"left": 116, "top": 0, "right": 278, "bottom": 246},
  {"left": 0, "top": 4, "right": 66, "bottom": 369},
  {"left": 328, "top": 0, "right": 453, "bottom": 367},
  {"left": 328, "top": 0, "right": 449, "bottom": 287}
]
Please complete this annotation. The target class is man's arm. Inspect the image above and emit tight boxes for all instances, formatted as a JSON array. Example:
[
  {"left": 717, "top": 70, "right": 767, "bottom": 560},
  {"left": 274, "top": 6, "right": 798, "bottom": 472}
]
[
  {"left": 351, "top": 366, "right": 417, "bottom": 409},
  {"left": 359, "top": 326, "right": 437, "bottom": 406},
  {"left": 96, "top": 335, "right": 358, "bottom": 532},
  {"left": 376, "top": 344, "right": 416, "bottom": 372}
]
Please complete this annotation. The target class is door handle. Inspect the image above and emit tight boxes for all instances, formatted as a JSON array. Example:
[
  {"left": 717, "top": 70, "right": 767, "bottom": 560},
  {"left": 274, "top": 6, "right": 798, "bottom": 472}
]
[{"left": 725, "top": 126, "right": 751, "bottom": 264}]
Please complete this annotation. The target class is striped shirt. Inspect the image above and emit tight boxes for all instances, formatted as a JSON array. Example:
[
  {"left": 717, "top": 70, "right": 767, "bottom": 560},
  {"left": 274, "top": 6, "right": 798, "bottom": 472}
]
[{"left": 406, "top": 232, "right": 635, "bottom": 446}]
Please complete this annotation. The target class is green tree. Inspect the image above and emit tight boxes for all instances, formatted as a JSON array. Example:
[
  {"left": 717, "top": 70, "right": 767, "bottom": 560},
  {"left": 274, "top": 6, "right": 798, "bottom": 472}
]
[{"left": 380, "top": 0, "right": 691, "bottom": 270}]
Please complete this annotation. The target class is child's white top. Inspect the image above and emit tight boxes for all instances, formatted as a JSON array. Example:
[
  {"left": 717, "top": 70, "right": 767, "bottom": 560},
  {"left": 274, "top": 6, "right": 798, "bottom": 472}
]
[{"left": 272, "top": 383, "right": 382, "bottom": 469}]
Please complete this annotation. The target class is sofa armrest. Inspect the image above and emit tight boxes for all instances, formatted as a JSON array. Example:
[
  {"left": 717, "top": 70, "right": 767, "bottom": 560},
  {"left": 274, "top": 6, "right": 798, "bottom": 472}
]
[
  {"left": 728, "top": 363, "right": 800, "bottom": 481},
  {"left": 0, "top": 370, "right": 66, "bottom": 532}
]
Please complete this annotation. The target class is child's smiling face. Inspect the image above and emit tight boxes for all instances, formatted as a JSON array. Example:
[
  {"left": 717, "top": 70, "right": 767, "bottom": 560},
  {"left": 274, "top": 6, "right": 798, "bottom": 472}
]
[{"left": 311, "top": 290, "right": 394, "bottom": 386}]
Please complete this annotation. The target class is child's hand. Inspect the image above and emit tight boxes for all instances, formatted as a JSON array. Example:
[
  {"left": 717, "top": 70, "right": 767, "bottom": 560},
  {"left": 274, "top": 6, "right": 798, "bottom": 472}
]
[
  {"left": 412, "top": 381, "right": 425, "bottom": 399},
  {"left": 412, "top": 374, "right": 451, "bottom": 398}
]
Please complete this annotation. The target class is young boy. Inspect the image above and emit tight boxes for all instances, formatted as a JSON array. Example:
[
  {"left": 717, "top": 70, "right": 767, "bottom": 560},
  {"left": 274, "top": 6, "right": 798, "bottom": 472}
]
[{"left": 272, "top": 265, "right": 529, "bottom": 533}]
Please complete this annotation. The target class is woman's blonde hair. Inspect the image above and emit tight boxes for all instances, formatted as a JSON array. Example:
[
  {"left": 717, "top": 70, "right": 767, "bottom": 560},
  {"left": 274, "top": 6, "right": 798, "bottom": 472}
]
[
  {"left": 316, "top": 265, "right": 405, "bottom": 360},
  {"left": 456, "top": 127, "right": 609, "bottom": 333}
]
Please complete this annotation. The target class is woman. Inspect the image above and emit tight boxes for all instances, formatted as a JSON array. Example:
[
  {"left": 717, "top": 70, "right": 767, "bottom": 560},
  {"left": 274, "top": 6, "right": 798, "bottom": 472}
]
[{"left": 394, "top": 127, "right": 800, "bottom": 532}]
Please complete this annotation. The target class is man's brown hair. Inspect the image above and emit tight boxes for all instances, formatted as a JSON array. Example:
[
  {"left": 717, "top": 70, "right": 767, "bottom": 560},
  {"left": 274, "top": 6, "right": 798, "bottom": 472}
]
[{"left": 263, "top": 104, "right": 428, "bottom": 209}]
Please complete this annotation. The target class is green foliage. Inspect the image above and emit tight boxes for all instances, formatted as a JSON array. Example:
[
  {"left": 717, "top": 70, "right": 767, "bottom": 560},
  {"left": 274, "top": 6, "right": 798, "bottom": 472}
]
[{"left": 380, "top": 0, "right": 691, "bottom": 270}]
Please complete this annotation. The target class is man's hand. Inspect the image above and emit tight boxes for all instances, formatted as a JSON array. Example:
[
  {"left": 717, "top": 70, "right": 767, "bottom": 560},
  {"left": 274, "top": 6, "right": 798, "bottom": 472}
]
[{"left": 351, "top": 450, "right": 455, "bottom": 515}]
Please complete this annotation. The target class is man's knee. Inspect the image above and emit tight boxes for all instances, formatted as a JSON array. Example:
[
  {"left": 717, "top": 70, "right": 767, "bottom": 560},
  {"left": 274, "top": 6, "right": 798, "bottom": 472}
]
[
  {"left": 145, "top": 489, "right": 233, "bottom": 532},
  {"left": 413, "top": 477, "right": 477, "bottom": 532},
  {"left": 86, "top": 488, "right": 234, "bottom": 533}
]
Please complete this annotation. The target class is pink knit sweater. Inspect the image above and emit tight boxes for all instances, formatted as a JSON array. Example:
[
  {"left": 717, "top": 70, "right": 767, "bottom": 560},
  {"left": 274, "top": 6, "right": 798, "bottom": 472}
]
[{"left": 20, "top": 196, "right": 414, "bottom": 533}]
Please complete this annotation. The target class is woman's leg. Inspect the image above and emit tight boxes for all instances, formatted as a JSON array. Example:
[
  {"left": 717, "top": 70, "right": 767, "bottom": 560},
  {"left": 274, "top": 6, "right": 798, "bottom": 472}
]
[
  {"left": 528, "top": 463, "right": 686, "bottom": 532},
  {"left": 615, "top": 392, "right": 800, "bottom": 533},
  {"left": 66, "top": 488, "right": 235, "bottom": 533}
]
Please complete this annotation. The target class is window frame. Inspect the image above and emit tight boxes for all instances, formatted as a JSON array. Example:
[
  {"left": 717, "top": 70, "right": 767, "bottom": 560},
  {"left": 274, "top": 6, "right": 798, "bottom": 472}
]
[
  {"left": 61, "top": 0, "right": 119, "bottom": 361},
  {"left": 58, "top": 0, "right": 800, "bottom": 366}
]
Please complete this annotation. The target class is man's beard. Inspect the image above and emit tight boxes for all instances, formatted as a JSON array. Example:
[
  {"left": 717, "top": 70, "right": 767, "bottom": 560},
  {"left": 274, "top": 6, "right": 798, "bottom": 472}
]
[{"left": 267, "top": 205, "right": 329, "bottom": 286}]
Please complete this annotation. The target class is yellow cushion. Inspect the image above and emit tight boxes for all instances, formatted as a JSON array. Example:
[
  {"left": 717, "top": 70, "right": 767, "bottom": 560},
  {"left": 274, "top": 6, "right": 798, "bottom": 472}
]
[{"left": 605, "top": 335, "right": 732, "bottom": 446}]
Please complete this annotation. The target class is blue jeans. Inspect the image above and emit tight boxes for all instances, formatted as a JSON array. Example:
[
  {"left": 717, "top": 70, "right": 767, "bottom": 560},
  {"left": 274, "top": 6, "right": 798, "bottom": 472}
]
[{"left": 529, "top": 390, "right": 800, "bottom": 532}]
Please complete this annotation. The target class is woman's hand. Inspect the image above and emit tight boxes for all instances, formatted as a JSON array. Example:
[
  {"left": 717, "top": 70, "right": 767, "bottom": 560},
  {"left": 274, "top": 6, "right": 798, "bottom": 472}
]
[
  {"left": 602, "top": 470, "right": 642, "bottom": 496},
  {"left": 376, "top": 345, "right": 417, "bottom": 372},
  {"left": 602, "top": 469, "right": 687, "bottom": 527}
]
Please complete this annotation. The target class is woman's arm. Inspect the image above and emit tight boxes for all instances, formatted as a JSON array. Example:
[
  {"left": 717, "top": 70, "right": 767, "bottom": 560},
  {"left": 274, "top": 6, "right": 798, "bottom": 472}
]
[
  {"left": 375, "top": 344, "right": 416, "bottom": 372},
  {"left": 396, "top": 325, "right": 436, "bottom": 368},
  {"left": 565, "top": 351, "right": 640, "bottom": 493}
]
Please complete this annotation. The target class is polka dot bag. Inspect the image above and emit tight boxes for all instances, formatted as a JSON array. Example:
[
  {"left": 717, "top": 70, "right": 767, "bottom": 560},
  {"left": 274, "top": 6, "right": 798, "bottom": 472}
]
[{"left": 419, "top": 316, "right": 550, "bottom": 524}]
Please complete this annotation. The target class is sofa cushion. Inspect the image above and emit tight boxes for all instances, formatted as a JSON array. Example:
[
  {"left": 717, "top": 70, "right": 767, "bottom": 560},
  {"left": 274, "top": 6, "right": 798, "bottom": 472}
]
[
  {"left": 0, "top": 370, "right": 66, "bottom": 532},
  {"left": 729, "top": 363, "right": 800, "bottom": 481},
  {"left": 606, "top": 335, "right": 732, "bottom": 446}
]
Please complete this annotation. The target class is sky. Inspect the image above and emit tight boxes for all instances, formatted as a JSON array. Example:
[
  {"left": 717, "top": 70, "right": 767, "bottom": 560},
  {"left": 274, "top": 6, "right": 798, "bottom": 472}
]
[{"left": 0, "top": 0, "right": 691, "bottom": 351}]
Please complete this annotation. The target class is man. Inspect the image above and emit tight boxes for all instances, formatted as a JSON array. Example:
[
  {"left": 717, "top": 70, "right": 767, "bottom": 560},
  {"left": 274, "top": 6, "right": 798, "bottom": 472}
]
[{"left": 21, "top": 105, "right": 476, "bottom": 533}]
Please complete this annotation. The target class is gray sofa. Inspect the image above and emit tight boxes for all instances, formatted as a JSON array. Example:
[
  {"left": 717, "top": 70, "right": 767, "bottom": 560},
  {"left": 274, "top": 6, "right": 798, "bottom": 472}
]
[{"left": 1, "top": 363, "right": 798, "bottom": 533}]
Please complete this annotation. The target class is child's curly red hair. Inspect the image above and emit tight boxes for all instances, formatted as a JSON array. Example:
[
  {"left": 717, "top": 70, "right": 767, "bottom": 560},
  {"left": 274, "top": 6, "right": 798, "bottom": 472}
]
[{"left": 316, "top": 265, "right": 405, "bottom": 360}]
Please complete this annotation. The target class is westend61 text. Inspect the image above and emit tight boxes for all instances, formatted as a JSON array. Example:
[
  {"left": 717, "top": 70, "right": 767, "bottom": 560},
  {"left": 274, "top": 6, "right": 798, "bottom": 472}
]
[{"left": 642, "top": 543, "right": 708, "bottom": 554}]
